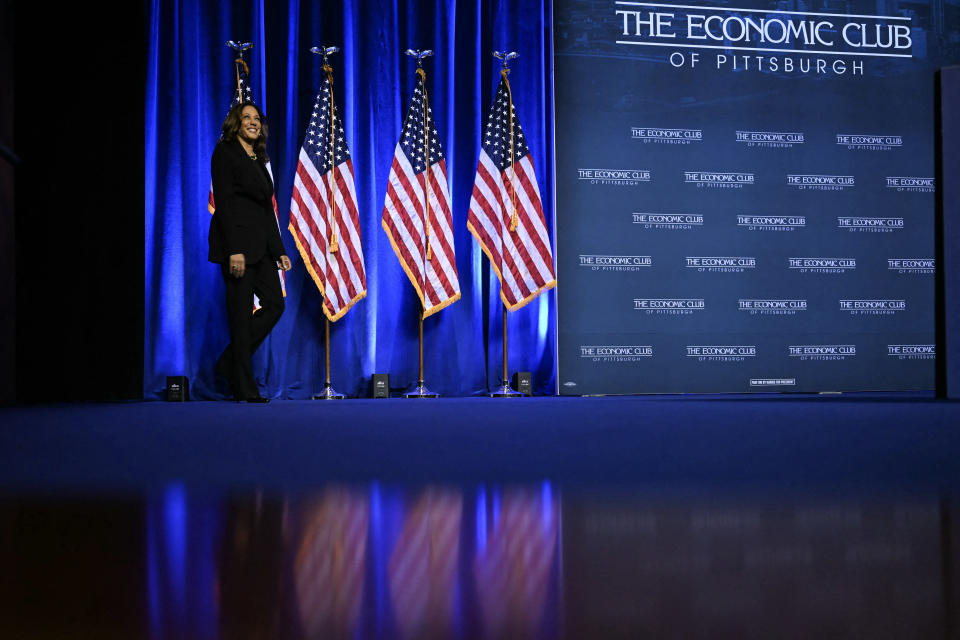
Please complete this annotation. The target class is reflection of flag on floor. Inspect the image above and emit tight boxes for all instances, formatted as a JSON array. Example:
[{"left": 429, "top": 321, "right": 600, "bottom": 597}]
[
  {"left": 288, "top": 65, "right": 366, "bottom": 321},
  {"left": 467, "top": 71, "right": 555, "bottom": 311},
  {"left": 209, "top": 53, "right": 285, "bottom": 299},
  {"left": 474, "top": 489, "right": 559, "bottom": 638},
  {"left": 293, "top": 488, "right": 369, "bottom": 639},
  {"left": 388, "top": 489, "right": 463, "bottom": 639},
  {"left": 381, "top": 68, "right": 461, "bottom": 318}
]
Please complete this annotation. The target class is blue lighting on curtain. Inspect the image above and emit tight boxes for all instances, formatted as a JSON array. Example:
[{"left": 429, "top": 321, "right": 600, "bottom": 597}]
[
  {"left": 283, "top": 1, "right": 298, "bottom": 169},
  {"left": 255, "top": 1, "right": 268, "bottom": 107},
  {"left": 145, "top": 0, "right": 556, "bottom": 399}
]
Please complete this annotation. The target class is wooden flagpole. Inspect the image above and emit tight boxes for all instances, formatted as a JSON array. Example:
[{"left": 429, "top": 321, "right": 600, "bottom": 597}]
[
  {"left": 226, "top": 41, "right": 253, "bottom": 102},
  {"left": 405, "top": 51, "right": 438, "bottom": 398},
  {"left": 311, "top": 46, "right": 345, "bottom": 400},
  {"left": 491, "top": 52, "right": 523, "bottom": 398}
]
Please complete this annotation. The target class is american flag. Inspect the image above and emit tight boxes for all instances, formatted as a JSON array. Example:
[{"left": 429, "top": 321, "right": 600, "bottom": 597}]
[
  {"left": 467, "top": 72, "right": 555, "bottom": 310},
  {"left": 208, "top": 54, "right": 285, "bottom": 299},
  {"left": 381, "top": 68, "right": 461, "bottom": 318},
  {"left": 288, "top": 65, "right": 367, "bottom": 321}
]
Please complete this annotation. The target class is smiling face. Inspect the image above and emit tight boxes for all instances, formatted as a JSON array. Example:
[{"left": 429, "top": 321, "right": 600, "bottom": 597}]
[{"left": 237, "top": 105, "right": 261, "bottom": 144}]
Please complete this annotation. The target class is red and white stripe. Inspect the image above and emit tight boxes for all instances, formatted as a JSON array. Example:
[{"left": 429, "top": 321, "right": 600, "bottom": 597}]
[
  {"left": 265, "top": 163, "right": 287, "bottom": 299},
  {"left": 294, "top": 489, "right": 370, "bottom": 637},
  {"left": 207, "top": 181, "right": 216, "bottom": 214},
  {"left": 381, "top": 147, "right": 461, "bottom": 318},
  {"left": 474, "top": 490, "right": 559, "bottom": 637},
  {"left": 388, "top": 489, "right": 463, "bottom": 639},
  {"left": 468, "top": 150, "right": 555, "bottom": 311},
  {"left": 288, "top": 150, "right": 367, "bottom": 321}
]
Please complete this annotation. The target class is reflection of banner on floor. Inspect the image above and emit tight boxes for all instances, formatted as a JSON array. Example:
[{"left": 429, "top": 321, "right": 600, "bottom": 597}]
[
  {"left": 474, "top": 489, "right": 559, "bottom": 638},
  {"left": 388, "top": 489, "right": 463, "bottom": 639},
  {"left": 293, "top": 488, "right": 370, "bottom": 638}
]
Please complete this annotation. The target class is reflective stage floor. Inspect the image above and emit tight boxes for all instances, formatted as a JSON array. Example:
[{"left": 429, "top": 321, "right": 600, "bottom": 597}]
[{"left": 2, "top": 396, "right": 959, "bottom": 638}]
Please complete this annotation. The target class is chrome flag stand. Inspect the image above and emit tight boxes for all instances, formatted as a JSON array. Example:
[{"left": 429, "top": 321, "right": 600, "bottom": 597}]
[
  {"left": 491, "top": 306, "right": 522, "bottom": 397},
  {"left": 314, "top": 315, "right": 344, "bottom": 400},
  {"left": 404, "top": 306, "right": 438, "bottom": 398}
]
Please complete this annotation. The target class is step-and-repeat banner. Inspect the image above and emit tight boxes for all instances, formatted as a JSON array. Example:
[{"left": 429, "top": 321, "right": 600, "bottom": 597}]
[{"left": 555, "top": 0, "right": 959, "bottom": 394}]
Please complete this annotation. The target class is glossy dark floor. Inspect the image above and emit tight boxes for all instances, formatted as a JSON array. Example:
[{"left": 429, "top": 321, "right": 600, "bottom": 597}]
[
  {"left": 4, "top": 487, "right": 959, "bottom": 639},
  {"left": 3, "top": 397, "right": 960, "bottom": 638}
]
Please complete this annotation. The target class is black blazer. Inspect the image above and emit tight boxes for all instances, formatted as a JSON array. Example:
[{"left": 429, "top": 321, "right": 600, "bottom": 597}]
[{"left": 208, "top": 138, "right": 285, "bottom": 265}]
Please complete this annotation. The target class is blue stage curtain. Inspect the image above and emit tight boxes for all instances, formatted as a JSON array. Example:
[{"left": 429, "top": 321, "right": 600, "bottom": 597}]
[{"left": 145, "top": 0, "right": 556, "bottom": 399}]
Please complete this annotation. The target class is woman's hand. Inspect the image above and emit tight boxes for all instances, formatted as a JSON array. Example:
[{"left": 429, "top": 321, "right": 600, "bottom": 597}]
[
  {"left": 278, "top": 255, "right": 292, "bottom": 271},
  {"left": 229, "top": 253, "right": 246, "bottom": 278}
]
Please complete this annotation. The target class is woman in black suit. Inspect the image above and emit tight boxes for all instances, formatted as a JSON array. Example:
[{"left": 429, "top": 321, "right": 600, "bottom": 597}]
[{"left": 209, "top": 102, "right": 292, "bottom": 402}]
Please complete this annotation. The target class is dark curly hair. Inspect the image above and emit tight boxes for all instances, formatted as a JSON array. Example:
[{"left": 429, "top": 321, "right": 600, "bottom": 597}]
[{"left": 220, "top": 102, "right": 269, "bottom": 161}]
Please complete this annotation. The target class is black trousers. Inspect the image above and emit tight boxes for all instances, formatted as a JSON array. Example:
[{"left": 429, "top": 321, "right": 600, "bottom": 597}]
[{"left": 217, "top": 260, "right": 284, "bottom": 399}]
